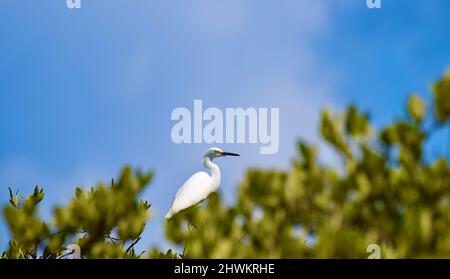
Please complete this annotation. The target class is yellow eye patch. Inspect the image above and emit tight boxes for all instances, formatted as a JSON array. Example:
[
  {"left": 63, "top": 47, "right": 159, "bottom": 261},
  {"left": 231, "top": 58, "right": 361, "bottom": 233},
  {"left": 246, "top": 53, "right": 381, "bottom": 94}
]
[{"left": 214, "top": 150, "right": 223, "bottom": 155}]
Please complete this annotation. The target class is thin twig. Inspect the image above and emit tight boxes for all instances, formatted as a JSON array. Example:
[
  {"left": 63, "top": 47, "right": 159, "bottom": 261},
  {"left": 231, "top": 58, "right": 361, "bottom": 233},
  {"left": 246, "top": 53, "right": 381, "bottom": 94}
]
[
  {"left": 125, "top": 237, "right": 141, "bottom": 254},
  {"left": 40, "top": 229, "right": 86, "bottom": 242},
  {"left": 57, "top": 250, "right": 75, "bottom": 259},
  {"left": 105, "top": 234, "right": 120, "bottom": 244}
]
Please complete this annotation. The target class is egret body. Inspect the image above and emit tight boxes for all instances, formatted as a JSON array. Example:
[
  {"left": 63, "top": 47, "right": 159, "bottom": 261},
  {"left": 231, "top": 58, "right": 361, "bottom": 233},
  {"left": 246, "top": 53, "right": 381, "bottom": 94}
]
[{"left": 165, "top": 147, "right": 239, "bottom": 219}]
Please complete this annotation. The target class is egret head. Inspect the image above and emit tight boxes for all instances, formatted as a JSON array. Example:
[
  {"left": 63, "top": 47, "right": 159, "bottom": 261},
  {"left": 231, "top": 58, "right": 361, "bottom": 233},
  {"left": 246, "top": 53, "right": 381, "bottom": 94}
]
[{"left": 205, "top": 147, "right": 240, "bottom": 160}]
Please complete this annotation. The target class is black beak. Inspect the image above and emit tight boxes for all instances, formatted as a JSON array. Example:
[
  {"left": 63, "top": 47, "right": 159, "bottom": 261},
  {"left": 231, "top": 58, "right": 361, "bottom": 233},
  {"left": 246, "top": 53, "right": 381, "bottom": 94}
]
[{"left": 222, "top": 152, "right": 240, "bottom": 157}]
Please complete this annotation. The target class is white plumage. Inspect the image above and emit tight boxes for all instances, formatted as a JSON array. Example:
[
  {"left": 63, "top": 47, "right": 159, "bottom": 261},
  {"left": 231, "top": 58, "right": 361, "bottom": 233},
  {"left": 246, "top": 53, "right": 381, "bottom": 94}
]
[{"left": 165, "top": 147, "right": 239, "bottom": 219}]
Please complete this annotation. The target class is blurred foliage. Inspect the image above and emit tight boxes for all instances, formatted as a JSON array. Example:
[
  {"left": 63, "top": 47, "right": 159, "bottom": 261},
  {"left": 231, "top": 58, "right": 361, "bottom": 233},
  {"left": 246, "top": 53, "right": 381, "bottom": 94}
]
[
  {"left": 2, "top": 166, "right": 153, "bottom": 259},
  {"left": 165, "top": 72, "right": 450, "bottom": 258},
  {"left": 434, "top": 71, "right": 450, "bottom": 123},
  {"left": 2, "top": 72, "right": 450, "bottom": 259}
]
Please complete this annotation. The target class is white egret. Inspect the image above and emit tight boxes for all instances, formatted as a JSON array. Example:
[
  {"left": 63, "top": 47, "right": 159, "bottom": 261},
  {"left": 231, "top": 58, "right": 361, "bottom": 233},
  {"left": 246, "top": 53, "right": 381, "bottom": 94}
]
[
  {"left": 60, "top": 244, "right": 81, "bottom": 259},
  {"left": 165, "top": 147, "right": 240, "bottom": 219}
]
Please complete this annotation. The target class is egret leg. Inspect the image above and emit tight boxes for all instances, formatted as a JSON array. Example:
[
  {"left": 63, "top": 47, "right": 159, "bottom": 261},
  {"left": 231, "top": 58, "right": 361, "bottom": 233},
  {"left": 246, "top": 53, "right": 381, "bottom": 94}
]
[{"left": 181, "top": 220, "right": 198, "bottom": 258}]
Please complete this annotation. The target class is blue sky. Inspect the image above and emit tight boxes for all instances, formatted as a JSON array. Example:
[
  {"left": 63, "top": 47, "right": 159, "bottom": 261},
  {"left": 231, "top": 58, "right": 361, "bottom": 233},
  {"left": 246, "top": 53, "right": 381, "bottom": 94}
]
[{"left": 1, "top": 0, "right": 449, "bottom": 252}]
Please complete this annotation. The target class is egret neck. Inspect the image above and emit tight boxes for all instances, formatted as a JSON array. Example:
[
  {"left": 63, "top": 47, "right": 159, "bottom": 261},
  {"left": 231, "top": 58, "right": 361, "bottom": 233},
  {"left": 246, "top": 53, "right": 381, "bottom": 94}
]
[{"left": 203, "top": 155, "right": 221, "bottom": 190}]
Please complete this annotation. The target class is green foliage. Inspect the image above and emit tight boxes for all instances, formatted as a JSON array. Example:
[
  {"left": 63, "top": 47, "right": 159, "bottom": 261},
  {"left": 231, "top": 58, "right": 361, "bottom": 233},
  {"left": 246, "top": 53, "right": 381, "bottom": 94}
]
[
  {"left": 2, "top": 166, "right": 153, "bottom": 259},
  {"left": 2, "top": 72, "right": 450, "bottom": 259},
  {"left": 3, "top": 186, "right": 48, "bottom": 259},
  {"left": 165, "top": 72, "right": 450, "bottom": 258},
  {"left": 433, "top": 70, "right": 450, "bottom": 123},
  {"left": 408, "top": 94, "right": 426, "bottom": 124}
]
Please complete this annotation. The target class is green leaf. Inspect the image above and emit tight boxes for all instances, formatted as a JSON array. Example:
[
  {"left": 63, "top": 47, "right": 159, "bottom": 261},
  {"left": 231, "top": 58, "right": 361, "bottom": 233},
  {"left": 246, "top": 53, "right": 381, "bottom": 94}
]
[
  {"left": 433, "top": 71, "right": 450, "bottom": 123},
  {"left": 345, "top": 105, "right": 370, "bottom": 137},
  {"left": 407, "top": 94, "right": 426, "bottom": 123}
]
